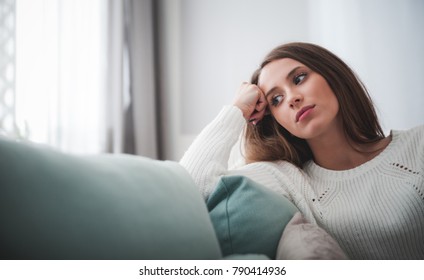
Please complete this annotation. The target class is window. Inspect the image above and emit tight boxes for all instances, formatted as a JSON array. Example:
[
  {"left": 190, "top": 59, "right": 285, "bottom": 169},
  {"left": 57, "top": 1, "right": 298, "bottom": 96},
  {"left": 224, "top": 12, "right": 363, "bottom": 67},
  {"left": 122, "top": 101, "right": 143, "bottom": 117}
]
[
  {"left": 0, "top": 0, "right": 17, "bottom": 137},
  {"left": 13, "top": 0, "right": 108, "bottom": 154}
]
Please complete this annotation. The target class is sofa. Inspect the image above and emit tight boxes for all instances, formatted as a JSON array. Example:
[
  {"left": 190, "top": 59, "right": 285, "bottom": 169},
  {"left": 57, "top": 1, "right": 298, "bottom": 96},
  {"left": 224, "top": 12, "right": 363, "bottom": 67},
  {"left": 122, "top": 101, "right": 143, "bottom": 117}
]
[{"left": 0, "top": 136, "right": 346, "bottom": 260}]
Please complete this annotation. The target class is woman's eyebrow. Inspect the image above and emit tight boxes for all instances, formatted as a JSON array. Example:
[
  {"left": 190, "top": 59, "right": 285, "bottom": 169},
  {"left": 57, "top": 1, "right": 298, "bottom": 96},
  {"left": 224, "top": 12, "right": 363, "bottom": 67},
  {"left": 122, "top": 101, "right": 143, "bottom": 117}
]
[
  {"left": 265, "top": 87, "right": 281, "bottom": 99},
  {"left": 264, "top": 66, "right": 302, "bottom": 98},
  {"left": 286, "top": 66, "right": 302, "bottom": 81}
]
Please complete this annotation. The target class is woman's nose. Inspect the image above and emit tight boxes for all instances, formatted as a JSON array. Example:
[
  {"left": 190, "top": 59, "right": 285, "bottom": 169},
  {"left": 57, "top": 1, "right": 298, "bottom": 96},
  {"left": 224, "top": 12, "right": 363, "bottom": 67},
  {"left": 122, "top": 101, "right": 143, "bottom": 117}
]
[{"left": 287, "top": 92, "right": 303, "bottom": 108}]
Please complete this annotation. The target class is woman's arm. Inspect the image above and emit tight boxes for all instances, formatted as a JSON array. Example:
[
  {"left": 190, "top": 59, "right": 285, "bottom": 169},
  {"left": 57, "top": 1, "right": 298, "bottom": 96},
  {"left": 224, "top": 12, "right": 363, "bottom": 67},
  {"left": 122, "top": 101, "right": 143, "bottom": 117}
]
[
  {"left": 179, "top": 105, "right": 246, "bottom": 199},
  {"left": 180, "top": 83, "right": 267, "bottom": 199}
]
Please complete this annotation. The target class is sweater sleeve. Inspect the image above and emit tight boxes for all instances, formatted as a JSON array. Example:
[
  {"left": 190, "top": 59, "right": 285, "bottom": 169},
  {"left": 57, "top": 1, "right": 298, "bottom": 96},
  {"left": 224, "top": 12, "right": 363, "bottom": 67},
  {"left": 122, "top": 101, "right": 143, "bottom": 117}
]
[{"left": 179, "top": 105, "right": 246, "bottom": 199}]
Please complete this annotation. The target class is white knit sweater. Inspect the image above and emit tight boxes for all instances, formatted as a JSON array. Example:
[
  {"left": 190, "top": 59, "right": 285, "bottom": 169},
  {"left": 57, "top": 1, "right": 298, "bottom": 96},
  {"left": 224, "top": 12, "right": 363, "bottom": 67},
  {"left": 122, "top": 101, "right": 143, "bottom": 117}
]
[{"left": 180, "top": 105, "right": 424, "bottom": 259}]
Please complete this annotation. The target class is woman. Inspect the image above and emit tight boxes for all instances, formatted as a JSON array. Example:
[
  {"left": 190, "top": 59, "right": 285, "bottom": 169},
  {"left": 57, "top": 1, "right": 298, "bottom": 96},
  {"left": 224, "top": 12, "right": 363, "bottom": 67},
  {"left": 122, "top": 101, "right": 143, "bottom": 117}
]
[{"left": 180, "top": 42, "right": 424, "bottom": 259}]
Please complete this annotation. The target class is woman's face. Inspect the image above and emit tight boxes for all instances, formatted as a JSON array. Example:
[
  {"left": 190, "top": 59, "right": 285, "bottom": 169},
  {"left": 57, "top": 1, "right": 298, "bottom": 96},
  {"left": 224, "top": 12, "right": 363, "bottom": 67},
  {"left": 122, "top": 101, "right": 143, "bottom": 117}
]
[{"left": 258, "top": 58, "right": 340, "bottom": 140}]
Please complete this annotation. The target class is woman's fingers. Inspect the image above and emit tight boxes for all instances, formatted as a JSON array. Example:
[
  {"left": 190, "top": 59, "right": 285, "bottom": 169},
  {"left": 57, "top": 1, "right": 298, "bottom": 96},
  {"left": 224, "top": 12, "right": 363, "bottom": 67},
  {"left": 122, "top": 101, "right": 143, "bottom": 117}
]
[
  {"left": 249, "top": 89, "right": 269, "bottom": 125},
  {"left": 249, "top": 109, "right": 265, "bottom": 125},
  {"left": 233, "top": 82, "right": 269, "bottom": 125},
  {"left": 255, "top": 90, "right": 267, "bottom": 112},
  {"left": 233, "top": 83, "right": 263, "bottom": 120},
  {"left": 249, "top": 90, "right": 268, "bottom": 125}
]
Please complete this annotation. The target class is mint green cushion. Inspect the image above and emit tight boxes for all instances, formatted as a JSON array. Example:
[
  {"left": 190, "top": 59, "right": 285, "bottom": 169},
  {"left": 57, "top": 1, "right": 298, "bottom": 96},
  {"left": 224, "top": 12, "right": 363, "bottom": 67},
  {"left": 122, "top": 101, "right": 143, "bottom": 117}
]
[
  {"left": 207, "top": 175, "right": 298, "bottom": 259},
  {"left": 0, "top": 137, "right": 221, "bottom": 259}
]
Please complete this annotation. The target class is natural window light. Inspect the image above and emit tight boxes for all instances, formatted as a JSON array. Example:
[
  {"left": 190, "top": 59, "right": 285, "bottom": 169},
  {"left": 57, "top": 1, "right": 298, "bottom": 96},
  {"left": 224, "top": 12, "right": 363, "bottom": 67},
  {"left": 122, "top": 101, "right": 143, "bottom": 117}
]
[{"left": 15, "top": 0, "right": 108, "bottom": 154}]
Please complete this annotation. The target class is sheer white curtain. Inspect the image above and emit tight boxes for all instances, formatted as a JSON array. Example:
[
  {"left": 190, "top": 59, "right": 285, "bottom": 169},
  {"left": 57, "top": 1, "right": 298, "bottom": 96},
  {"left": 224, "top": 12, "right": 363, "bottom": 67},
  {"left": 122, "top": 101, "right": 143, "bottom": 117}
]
[
  {"left": 15, "top": 0, "right": 107, "bottom": 154},
  {"left": 0, "top": 0, "right": 17, "bottom": 138},
  {"left": 15, "top": 0, "right": 159, "bottom": 157}
]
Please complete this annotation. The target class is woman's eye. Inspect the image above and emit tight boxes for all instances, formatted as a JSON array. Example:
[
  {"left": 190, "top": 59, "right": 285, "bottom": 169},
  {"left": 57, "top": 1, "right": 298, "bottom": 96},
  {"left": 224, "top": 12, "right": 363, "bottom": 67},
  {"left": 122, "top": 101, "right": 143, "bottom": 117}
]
[
  {"left": 271, "top": 95, "right": 283, "bottom": 106},
  {"left": 294, "top": 73, "right": 307, "bottom": 85}
]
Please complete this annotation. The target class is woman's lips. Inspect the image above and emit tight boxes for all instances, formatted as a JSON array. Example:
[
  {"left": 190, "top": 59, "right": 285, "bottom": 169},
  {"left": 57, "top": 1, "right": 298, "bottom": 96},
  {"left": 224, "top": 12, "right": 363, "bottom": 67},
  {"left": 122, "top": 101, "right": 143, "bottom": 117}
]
[{"left": 296, "top": 105, "right": 315, "bottom": 122}]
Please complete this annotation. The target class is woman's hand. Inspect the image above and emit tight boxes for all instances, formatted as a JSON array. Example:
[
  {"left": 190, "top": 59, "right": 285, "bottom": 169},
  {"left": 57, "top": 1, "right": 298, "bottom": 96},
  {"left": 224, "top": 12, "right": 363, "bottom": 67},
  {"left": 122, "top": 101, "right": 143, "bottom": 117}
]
[{"left": 233, "top": 82, "right": 267, "bottom": 125}]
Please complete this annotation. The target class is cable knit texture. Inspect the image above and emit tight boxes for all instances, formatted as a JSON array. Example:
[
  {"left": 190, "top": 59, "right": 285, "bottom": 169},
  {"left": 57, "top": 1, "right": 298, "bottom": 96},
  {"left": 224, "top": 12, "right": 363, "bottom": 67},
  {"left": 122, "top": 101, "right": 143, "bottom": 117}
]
[{"left": 179, "top": 105, "right": 424, "bottom": 259}]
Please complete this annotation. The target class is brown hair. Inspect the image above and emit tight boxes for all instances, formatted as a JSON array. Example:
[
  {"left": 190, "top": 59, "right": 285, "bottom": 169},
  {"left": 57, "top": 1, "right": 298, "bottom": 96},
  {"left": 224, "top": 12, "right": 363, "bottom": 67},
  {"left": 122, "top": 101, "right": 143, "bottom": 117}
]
[{"left": 244, "top": 42, "right": 385, "bottom": 167}]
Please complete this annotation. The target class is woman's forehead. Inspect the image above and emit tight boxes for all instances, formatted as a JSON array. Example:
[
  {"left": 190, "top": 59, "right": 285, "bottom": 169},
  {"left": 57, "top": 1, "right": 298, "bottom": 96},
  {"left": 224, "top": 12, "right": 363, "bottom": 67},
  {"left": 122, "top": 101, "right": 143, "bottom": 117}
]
[{"left": 258, "top": 58, "right": 305, "bottom": 89}]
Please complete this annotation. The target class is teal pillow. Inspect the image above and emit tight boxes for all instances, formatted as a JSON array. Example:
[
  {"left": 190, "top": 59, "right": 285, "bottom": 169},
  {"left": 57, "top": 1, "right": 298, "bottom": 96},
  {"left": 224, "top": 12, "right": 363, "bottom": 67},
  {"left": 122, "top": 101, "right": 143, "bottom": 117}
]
[
  {"left": 0, "top": 137, "right": 221, "bottom": 260},
  {"left": 207, "top": 175, "right": 298, "bottom": 259}
]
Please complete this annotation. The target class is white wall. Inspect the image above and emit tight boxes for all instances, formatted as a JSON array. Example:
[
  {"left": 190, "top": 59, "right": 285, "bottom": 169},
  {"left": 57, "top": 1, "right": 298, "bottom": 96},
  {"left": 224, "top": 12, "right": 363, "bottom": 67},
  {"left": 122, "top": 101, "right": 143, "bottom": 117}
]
[
  {"left": 308, "top": 0, "right": 424, "bottom": 133},
  {"left": 158, "top": 0, "right": 424, "bottom": 160}
]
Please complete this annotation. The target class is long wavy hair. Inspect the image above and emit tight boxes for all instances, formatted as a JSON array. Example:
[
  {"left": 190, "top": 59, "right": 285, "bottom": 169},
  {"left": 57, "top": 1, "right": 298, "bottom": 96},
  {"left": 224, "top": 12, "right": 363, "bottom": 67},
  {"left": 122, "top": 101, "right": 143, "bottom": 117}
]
[{"left": 244, "top": 42, "right": 385, "bottom": 167}]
